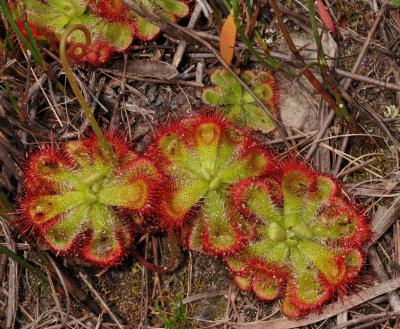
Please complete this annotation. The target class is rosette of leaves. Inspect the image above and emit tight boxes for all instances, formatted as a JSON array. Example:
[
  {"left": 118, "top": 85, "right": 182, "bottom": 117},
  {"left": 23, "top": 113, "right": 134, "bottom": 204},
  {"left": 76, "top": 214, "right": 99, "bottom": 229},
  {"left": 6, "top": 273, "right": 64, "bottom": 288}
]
[
  {"left": 227, "top": 160, "right": 371, "bottom": 318},
  {"left": 202, "top": 69, "right": 279, "bottom": 133},
  {"left": 147, "top": 112, "right": 274, "bottom": 256},
  {"left": 13, "top": 0, "right": 135, "bottom": 65},
  {"left": 19, "top": 133, "right": 161, "bottom": 267}
]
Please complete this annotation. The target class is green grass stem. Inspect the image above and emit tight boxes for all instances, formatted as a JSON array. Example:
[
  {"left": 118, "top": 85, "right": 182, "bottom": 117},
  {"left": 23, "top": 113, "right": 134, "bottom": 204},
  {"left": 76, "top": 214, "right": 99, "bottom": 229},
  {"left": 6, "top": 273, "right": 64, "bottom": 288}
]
[
  {"left": 229, "top": 0, "right": 297, "bottom": 77},
  {"left": 306, "top": 0, "right": 353, "bottom": 122},
  {"left": 0, "top": 0, "right": 45, "bottom": 68},
  {"left": 59, "top": 24, "right": 116, "bottom": 164},
  {"left": 0, "top": 244, "right": 49, "bottom": 284}
]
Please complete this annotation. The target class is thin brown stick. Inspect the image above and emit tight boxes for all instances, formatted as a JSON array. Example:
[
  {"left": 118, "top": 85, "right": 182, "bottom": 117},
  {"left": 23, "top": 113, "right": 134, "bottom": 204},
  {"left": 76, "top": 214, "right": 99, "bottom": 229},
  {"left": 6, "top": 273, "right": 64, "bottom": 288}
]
[
  {"left": 45, "top": 266, "right": 65, "bottom": 326},
  {"left": 368, "top": 246, "right": 400, "bottom": 312},
  {"left": 247, "top": 2, "right": 260, "bottom": 37},
  {"left": 23, "top": 49, "right": 31, "bottom": 116},
  {"left": 48, "top": 255, "right": 71, "bottom": 328},
  {"left": 191, "top": 31, "right": 400, "bottom": 92},
  {"left": 395, "top": 221, "right": 400, "bottom": 278},
  {"left": 371, "top": 194, "right": 400, "bottom": 242},
  {"left": 332, "top": 311, "right": 400, "bottom": 329},
  {"left": 151, "top": 236, "right": 161, "bottom": 298},
  {"left": 331, "top": 130, "right": 349, "bottom": 176},
  {"left": 0, "top": 217, "right": 17, "bottom": 328},
  {"left": 335, "top": 68, "right": 400, "bottom": 92},
  {"left": 342, "top": 89, "right": 400, "bottom": 151},
  {"left": 98, "top": 68, "right": 204, "bottom": 87},
  {"left": 342, "top": 0, "right": 390, "bottom": 90},
  {"left": 275, "top": 3, "right": 400, "bottom": 58},
  {"left": 0, "top": 136, "right": 24, "bottom": 158},
  {"left": 185, "top": 251, "right": 193, "bottom": 318},
  {"left": 224, "top": 284, "right": 232, "bottom": 329},
  {"left": 79, "top": 272, "right": 124, "bottom": 329},
  {"left": 305, "top": 111, "right": 335, "bottom": 160},
  {"left": 2, "top": 288, "right": 35, "bottom": 322},
  {"left": 139, "top": 236, "right": 149, "bottom": 329},
  {"left": 172, "top": 3, "right": 203, "bottom": 68},
  {"left": 131, "top": 232, "right": 178, "bottom": 274},
  {"left": 269, "top": 0, "right": 354, "bottom": 126},
  {"left": 182, "top": 290, "right": 230, "bottom": 304},
  {"left": 0, "top": 253, "right": 7, "bottom": 283},
  {"left": 336, "top": 157, "right": 377, "bottom": 178},
  {"left": 331, "top": 0, "right": 389, "bottom": 172},
  {"left": 44, "top": 253, "right": 102, "bottom": 317},
  {"left": 350, "top": 317, "right": 392, "bottom": 329}
]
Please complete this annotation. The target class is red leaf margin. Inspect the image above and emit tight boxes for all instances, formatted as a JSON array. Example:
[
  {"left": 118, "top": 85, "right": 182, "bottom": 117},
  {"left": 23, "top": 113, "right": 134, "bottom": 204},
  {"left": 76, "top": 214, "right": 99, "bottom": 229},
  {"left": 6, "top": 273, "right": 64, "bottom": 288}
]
[{"left": 317, "top": 0, "right": 341, "bottom": 37}]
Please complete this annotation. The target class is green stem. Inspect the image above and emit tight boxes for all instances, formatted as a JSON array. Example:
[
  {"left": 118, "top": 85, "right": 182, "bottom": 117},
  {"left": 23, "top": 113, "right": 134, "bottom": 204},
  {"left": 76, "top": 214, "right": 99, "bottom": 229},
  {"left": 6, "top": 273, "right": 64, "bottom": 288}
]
[
  {"left": 231, "top": 0, "right": 277, "bottom": 71},
  {"left": 306, "top": 0, "right": 353, "bottom": 123},
  {"left": 0, "top": 190, "right": 12, "bottom": 220},
  {"left": 59, "top": 24, "right": 116, "bottom": 163},
  {"left": 210, "top": 3, "right": 223, "bottom": 28},
  {"left": 254, "top": 30, "right": 279, "bottom": 68},
  {"left": 4, "top": 29, "right": 18, "bottom": 54},
  {"left": 330, "top": 86, "right": 353, "bottom": 122},
  {"left": 221, "top": 0, "right": 232, "bottom": 11},
  {"left": 0, "top": 244, "right": 49, "bottom": 284},
  {"left": 0, "top": 0, "right": 68, "bottom": 98},
  {"left": 4, "top": 81, "right": 22, "bottom": 115},
  {"left": 230, "top": 0, "right": 297, "bottom": 77},
  {"left": 245, "top": 0, "right": 253, "bottom": 19},
  {"left": 270, "top": 0, "right": 355, "bottom": 127},
  {"left": 0, "top": 0, "right": 45, "bottom": 68},
  {"left": 24, "top": 22, "right": 44, "bottom": 64},
  {"left": 306, "top": 0, "right": 327, "bottom": 64}
]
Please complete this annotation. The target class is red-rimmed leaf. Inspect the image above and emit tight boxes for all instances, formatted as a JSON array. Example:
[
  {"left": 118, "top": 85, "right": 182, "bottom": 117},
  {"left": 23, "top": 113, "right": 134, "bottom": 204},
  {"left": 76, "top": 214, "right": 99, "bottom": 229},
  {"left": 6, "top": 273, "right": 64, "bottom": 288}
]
[
  {"left": 220, "top": 14, "right": 236, "bottom": 66},
  {"left": 316, "top": 0, "right": 340, "bottom": 36}
]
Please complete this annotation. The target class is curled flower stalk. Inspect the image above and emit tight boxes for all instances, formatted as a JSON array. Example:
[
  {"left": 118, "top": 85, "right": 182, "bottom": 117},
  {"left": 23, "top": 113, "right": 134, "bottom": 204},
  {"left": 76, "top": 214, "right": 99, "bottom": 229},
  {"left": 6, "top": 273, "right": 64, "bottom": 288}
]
[
  {"left": 148, "top": 112, "right": 274, "bottom": 256},
  {"left": 226, "top": 159, "right": 371, "bottom": 318},
  {"left": 59, "top": 24, "right": 120, "bottom": 165},
  {"left": 203, "top": 69, "right": 279, "bottom": 133},
  {"left": 19, "top": 133, "right": 161, "bottom": 267},
  {"left": 17, "top": 0, "right": 134, "bottom": 66},
  {"left": 11, "top": 0, "right": 190, "bottom": 66}
]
